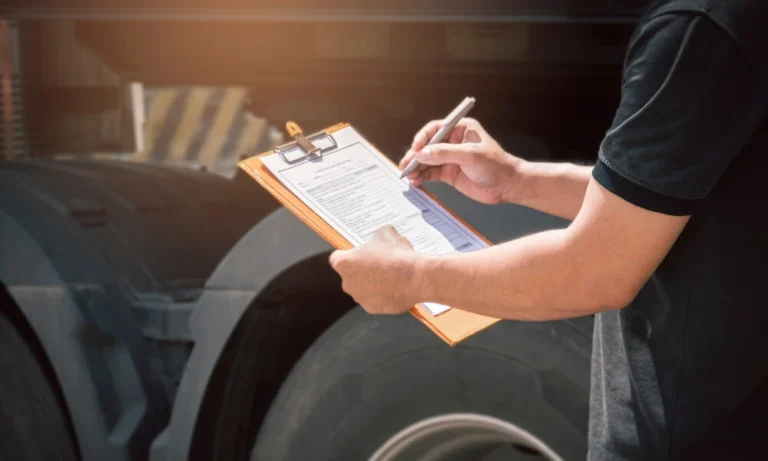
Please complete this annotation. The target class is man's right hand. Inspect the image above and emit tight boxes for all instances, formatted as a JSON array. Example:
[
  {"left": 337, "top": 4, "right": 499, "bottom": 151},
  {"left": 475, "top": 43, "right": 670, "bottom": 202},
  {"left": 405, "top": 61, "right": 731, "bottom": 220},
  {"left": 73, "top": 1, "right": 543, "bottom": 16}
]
[{"left": 399, "top": 118, "right": 524, "bottom": 205}]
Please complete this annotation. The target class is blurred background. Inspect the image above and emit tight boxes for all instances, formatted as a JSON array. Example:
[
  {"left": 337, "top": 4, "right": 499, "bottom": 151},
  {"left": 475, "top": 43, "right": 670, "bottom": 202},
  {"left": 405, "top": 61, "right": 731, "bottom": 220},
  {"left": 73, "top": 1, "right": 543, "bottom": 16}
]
[
  {"left": 1, "top": 2, "right": 639, "bottom": 170},
  {"left": 0, "top": 3, "right": 647, "bottom": 461}
]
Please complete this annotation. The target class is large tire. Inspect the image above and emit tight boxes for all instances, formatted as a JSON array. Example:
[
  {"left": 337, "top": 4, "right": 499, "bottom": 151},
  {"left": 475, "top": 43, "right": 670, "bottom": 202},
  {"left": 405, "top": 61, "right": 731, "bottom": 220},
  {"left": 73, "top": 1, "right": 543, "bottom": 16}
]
[
  {"left": 0, "top": 309, "right": 79, "bottom": 461},
  {"left": 251, "top": 308, "right": 592, "bottom": 461},
  {"left": 189, "top": 255, "right": 357, "bottom": 461}
]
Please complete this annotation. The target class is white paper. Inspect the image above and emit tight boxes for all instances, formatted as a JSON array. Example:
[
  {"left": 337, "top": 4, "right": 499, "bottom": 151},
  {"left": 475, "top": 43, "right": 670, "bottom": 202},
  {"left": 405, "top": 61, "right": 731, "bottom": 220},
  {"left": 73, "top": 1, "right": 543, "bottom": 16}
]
[{"left": 262, "top": 126, "right": 489, "bottom": 315}]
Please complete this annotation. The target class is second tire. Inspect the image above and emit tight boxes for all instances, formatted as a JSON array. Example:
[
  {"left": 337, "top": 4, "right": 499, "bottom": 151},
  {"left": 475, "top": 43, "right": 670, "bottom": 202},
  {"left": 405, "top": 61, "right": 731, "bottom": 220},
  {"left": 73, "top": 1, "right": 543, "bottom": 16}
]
[{"left": 251, "top": 308, "right": 593, "bottom": 461}]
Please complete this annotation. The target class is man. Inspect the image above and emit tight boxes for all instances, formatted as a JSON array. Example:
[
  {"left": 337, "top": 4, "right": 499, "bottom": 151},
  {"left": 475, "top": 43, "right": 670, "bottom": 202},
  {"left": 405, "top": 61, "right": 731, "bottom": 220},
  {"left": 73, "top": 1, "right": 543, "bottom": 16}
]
[{"left": 329, "top": 0, "right": 768, "bottom": 459}]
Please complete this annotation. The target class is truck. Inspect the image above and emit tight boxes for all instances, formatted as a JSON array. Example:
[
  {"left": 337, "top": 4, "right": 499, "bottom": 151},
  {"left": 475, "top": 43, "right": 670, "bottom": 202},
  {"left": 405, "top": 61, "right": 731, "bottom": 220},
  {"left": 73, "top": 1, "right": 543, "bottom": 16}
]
[{"left": 0, "top": 2, "right": 645, "bottom": 460}]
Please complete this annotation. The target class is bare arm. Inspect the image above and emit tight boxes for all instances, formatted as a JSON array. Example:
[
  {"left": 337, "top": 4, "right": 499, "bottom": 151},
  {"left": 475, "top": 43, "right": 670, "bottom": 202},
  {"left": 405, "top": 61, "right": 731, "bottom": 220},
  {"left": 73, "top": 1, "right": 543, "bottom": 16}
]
[
  {"left": 330, "top": 177, "right": 689, "bottom": 320},
  {"left": 410, "top": 178, "right": 688, "bottom": 320},
  {"left": 504, "top": 161, "right": 593, "bottom": 221}
]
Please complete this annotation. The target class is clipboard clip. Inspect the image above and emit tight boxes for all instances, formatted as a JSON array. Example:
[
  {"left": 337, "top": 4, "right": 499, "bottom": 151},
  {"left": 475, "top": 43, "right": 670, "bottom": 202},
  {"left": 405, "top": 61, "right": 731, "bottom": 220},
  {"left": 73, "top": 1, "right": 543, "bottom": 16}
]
[{"left": 274, "top": 121, "right": 338, "bottom": 164}]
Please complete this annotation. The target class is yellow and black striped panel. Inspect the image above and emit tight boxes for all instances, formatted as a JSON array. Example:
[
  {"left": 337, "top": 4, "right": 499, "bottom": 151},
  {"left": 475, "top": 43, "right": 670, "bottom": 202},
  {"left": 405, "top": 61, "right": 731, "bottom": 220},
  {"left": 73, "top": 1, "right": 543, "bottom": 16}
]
[{"left": 92, "top": 86, "right": 283, "bottom": 177}]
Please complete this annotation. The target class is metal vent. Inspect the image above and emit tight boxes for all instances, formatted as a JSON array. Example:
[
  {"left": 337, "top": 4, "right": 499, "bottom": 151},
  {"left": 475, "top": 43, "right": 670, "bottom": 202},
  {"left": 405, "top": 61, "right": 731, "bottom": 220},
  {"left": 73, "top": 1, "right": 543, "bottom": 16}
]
[{"left": 0, "top": 20, "right": 29, "bottom": 159}]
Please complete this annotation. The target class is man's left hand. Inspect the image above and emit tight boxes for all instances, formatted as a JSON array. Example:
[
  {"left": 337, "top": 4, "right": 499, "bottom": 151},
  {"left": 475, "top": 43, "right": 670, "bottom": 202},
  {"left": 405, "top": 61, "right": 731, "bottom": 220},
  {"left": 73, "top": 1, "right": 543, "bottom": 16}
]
[{"left": 329, "top": 226, "right": 418, "bottom": 315}]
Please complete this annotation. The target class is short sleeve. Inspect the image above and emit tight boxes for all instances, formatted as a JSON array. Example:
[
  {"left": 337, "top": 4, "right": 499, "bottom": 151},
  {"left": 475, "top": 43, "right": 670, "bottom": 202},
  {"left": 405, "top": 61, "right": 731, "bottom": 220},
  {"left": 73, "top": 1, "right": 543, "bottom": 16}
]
[{"left": 592, "top": 12, "right": 765, "bottom": 216}]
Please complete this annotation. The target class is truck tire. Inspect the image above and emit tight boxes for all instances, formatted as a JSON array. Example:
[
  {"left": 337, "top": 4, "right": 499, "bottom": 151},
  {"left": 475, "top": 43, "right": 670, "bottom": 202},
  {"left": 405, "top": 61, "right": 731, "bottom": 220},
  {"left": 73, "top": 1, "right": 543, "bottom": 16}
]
[
  {"left": 1, "top": 158, "right": 279, "bottom": 461},
  {"left": 189, "top": 254, "right": 357, "bottom": 461},
  {"left": 251, "top": 308, "right": 592, "bottom": 461},
  {"left": 0, "top": 310, "right": 79, "bottom": 461}
]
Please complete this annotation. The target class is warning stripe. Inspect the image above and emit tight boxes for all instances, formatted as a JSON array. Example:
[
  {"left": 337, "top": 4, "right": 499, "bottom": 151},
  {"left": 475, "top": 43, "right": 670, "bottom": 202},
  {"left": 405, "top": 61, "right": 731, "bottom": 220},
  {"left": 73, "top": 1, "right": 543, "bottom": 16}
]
[
  {"left": 234, "top": 113, "right": 268, "bottom": 162},
  {"left": 168, "top": 87, "right": 212, "bottom": 161},
  {"left": 87, "top": 86, "right": 279, "bottom": 177},
  {"left": 134, "top": 88, "right": 178, "bottom": 163},
  {"left": 196, "top": 87, "right": 248, "bottom": 168},
  {"left": 185, "top": 88, "right": 224, "bottom": 162},
  {"left": 150, "top": 88, "right": 189, "bottom": 162}
]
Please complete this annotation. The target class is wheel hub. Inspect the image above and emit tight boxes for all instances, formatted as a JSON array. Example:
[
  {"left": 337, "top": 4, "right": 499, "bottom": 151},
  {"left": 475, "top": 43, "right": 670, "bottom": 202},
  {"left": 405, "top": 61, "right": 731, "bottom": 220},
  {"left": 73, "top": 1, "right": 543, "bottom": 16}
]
[{"left": 368, "top": 413, "right": 563, "bottom": 461}]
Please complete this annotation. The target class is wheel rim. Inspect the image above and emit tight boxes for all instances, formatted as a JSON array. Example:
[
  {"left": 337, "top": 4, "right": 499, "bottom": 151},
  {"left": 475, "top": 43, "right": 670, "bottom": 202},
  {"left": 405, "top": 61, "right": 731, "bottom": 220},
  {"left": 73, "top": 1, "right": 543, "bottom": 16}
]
[{"left": 368, "top": 413, "right": 564, "bottom": 461}]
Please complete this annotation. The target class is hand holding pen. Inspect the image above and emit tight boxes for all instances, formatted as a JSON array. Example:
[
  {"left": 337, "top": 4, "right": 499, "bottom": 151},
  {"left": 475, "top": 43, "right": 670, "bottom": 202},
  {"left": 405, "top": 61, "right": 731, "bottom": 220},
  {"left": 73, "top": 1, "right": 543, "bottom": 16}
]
[
  {"left": 400, "top": 97, "right": 476, "bottom": 178},
  {"left": 399, "top": 98, "right": 524, "bottom": 206}
]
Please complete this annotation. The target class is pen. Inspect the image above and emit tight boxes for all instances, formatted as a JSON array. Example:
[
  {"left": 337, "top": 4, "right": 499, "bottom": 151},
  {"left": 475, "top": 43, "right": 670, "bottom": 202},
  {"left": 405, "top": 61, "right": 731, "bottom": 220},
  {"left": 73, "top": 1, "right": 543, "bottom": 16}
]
[{"left": 400, "top": 96, "right": 476, "bottom": 179}]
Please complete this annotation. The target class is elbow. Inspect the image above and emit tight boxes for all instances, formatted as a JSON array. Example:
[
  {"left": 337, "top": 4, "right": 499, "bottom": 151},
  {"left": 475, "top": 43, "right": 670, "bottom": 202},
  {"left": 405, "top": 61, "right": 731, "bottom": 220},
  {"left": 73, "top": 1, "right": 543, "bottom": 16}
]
[
  {"left": 546, "top": 233, "right": 645, "bottom": 315},
  {"left": 596, "top": 286, "right": 637, "bottom": 312},
  {"left": 571, "top": 279, "right": 639, "bottom": 314}
]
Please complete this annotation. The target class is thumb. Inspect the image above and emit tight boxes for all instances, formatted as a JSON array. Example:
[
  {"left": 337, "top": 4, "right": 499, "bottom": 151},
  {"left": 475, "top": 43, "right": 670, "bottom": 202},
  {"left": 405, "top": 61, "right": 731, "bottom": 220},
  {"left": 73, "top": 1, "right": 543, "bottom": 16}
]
[
  {"left": 328, "top": 249, "right": 348, "bottom": 270},
  {"left": 415, "top": 143, "right": 473, "bottom": 166}
]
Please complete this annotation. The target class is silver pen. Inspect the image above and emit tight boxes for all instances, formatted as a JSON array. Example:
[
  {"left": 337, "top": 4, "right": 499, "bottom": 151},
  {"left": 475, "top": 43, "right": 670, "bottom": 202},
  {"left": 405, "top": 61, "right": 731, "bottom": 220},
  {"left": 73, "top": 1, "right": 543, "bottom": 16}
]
[{"left": 399, "top": 96, "right": 476, "bottom": 179}]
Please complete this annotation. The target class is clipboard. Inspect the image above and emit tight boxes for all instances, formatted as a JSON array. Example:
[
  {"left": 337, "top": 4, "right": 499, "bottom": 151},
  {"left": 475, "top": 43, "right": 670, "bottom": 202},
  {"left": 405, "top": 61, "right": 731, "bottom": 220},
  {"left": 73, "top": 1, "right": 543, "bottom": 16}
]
[{"left": 237, "top": 121, "right": 500, "bottom": 346}]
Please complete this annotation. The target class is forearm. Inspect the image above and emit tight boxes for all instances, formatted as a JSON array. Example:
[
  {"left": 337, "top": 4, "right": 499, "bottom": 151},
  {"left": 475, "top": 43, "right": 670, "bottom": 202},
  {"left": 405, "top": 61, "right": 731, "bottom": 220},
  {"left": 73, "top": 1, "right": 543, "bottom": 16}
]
[
  {"left": 504, "top": 161, "right": 593, "bottom": 221},
  {"left": 411, "top": 229, "right": 619, "bottom": 321}
]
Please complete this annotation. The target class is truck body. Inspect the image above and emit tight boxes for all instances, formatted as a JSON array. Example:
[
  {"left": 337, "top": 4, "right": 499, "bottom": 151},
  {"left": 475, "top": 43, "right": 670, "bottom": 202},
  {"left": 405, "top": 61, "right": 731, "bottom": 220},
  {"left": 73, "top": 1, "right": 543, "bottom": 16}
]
[{"left": 0, "top": 2, "right": 644, "bottom": 460}]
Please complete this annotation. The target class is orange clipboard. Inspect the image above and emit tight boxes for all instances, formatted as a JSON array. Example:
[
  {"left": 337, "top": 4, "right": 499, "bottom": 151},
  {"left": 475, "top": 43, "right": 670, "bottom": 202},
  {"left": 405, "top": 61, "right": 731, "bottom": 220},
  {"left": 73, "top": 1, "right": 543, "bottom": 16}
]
[{"left": 237, "top": 121, "right": 500, "bottom": 346}]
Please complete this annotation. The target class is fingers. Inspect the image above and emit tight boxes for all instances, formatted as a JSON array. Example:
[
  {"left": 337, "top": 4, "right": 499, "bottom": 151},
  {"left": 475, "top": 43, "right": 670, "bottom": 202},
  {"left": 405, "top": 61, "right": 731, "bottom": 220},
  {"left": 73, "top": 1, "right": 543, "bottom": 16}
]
[
  {"left": 411, "top": 120, "right": 443, "bottom": 152},
  {"left": 448, "top": 123, "right": 467, "bottom": 144},
  {"left": 401, "top": 118, "right": 477, "bottom": 182},
  {"left": 403, "top": 118, "right": 476, "bottom": 169},
  {"left": 414, "top": 143, "right": 473, "bottom": 166},
  {"left": 377, "top": 224, "right": 397, "bottom": 235},
  {"left": 328, "top": 249, "right": 349, "bottom": 271},
  {"left": 410, "top": 165, "right": 442, "bottom": 187},
  {"left": 412, "top": 119, "right": 474, "bottom": 151},
  {"left": 399, "top": 149, "right": 417, "bottom": 170},
  {"left": 411, "top": 117, "right": 481, "bottom": 151},
  {"left": 407, "top": 168, "right": 422, "bottom": 181},
  {"left": 400, "top": 149, "right": 432, "bottom": 180},
  {"left": 374, "top": 225, "right": 414, "bottom": 249},
  {"left": 375, "top": 225, "right": 400, "bottom": 242}
]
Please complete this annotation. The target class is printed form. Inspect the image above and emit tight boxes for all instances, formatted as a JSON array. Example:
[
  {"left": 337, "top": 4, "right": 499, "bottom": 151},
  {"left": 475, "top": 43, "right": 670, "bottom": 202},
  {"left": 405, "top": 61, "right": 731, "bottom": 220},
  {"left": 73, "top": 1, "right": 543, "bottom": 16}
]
[{"left": 261, "top": 126, "right": 489, "bottom": 316}]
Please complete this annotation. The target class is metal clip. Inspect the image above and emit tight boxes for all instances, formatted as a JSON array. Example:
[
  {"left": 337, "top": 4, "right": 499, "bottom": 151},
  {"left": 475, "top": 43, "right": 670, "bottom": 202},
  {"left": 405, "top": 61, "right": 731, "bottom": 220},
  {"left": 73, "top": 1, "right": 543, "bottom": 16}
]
[
  {"left": 286, "top": 121, "right": 319, "bottom": 156},
  {"left": 274, "top": 121, "right": 338, "bottom": 164}
]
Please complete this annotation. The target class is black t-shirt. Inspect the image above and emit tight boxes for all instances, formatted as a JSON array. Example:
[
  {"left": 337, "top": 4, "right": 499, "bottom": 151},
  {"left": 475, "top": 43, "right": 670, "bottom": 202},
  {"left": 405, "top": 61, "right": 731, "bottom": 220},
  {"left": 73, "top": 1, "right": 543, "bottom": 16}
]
[{"left": 589, "top": 1, "right": 768, "bottom": 460}]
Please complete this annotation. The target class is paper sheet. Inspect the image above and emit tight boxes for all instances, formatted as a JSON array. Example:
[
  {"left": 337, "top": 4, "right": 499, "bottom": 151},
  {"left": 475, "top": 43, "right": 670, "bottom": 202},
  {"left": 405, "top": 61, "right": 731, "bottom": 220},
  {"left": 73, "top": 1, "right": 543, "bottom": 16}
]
[{"left": 262, "top": 126, "right": 489, "bottom": 315}]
